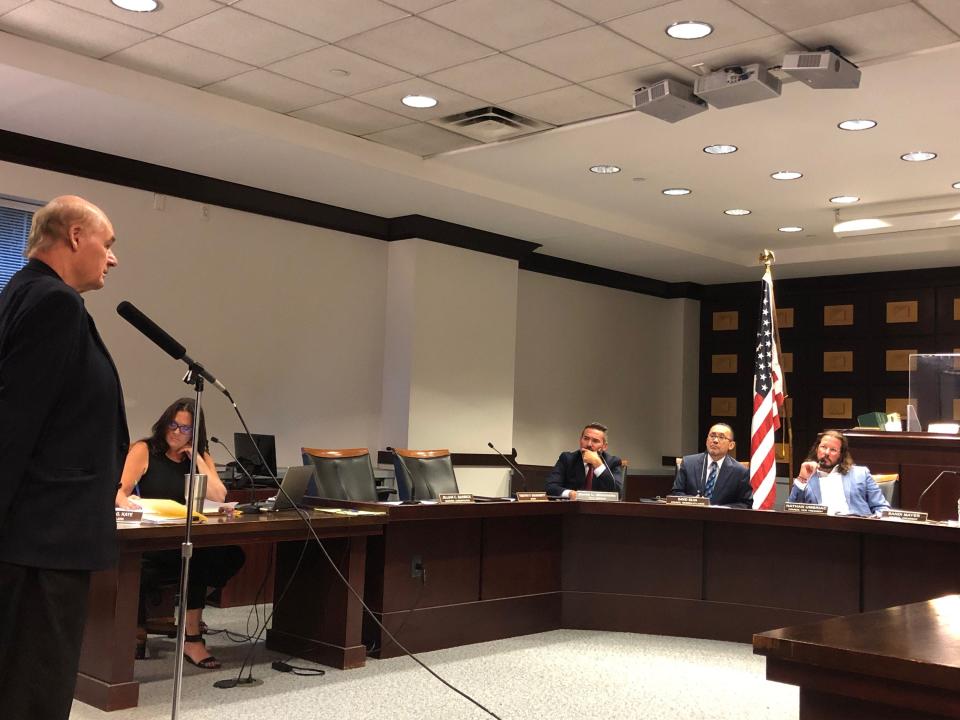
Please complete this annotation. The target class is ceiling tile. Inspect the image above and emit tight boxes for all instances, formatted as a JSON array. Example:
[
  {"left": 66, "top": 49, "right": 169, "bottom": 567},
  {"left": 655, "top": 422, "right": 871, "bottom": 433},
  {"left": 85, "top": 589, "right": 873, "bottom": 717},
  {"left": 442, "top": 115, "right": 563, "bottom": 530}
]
[
  {"left": 267, "top": 45, "right": 412, "bottom": 94},
  {"left": 426, "top": 53, "right": 568, "bottom": 103},
  {"left": 105, "top": 37, "right": 253, "bottom": 87},
  {"left": 204, "top": 69, "right": 340, "bottom": 112},
  {"left": 607, "top": 0, "right": 779, "bottom": 59},
  {"left": 0, "top": 0, "right": 29, "bottom": 13},
  {"left": 353, "top": 77, "right": 485, "bottom": 121},
  {"left": 0, "top": 0, "right": 152, "bottom": 58},
  {"left": 365, "top": 122, "right": 480, "bottom": 155},
  {"left": 338, "top": 17, "right": 495, "bottom": 75},
  {"left": 731, "top": 0, "right": 910, "bottom": 33},
  {"left": 422, "top": 0, "right": 593, "bottom": 51},
  {"left": 382, "top": 0, "right": 452, "bottom": 10},
  {"left": 554, "top": 0, "right": 667, "bottom": 23},
  {"left": 509, "top": 25, "right": 660, "bottom": 82},
  {"left": 291, "top": 98, "right": 413, "bottom": 135},
  {"left": 676, "top": 33, "right": 804, "bottom": 75},
  {"left": 233, "top": 0, "right": 408, "bottom": 42},
  {"left": 53, "top": 0, "right": 221, "bottom": 33},
  {"left": 501, "top": 84, "right": 629, "bottom": 125},
  {"left": 919, "top": 0, "right": 960, "bottom": 34},
  {"left": 165, "top": 6, "right": 322, "bottom": 65},
  {"left": 788, "top": 3, "right": 959, "bottom": 64},
  {"left": 582, "top": 60, "right": 698, "bottom": 103}
]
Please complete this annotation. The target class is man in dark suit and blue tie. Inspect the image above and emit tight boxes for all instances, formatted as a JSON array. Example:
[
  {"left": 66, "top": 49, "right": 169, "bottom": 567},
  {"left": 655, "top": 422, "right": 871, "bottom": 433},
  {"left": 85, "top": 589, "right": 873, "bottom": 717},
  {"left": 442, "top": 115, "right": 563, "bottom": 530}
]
[
  {"left": 672, "top": 423, "right": 754, "bottom": 509},
  {"left": 545, "top": 422, "right": 622, "bottom": 499}
]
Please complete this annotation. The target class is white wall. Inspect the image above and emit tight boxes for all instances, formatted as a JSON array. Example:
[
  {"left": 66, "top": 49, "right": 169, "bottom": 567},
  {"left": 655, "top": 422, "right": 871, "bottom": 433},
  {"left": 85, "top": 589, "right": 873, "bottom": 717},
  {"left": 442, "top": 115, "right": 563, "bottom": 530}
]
[{"left": 512, "top": 271, "right": 700, "bottom": 471}]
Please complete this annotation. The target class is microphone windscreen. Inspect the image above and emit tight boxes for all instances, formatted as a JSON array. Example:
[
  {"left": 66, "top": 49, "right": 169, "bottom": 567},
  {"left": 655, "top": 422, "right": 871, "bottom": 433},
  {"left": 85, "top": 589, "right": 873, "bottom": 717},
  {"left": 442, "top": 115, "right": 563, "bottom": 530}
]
[{"left": 117, "top": 301, "right": 186, "bottom": 360}]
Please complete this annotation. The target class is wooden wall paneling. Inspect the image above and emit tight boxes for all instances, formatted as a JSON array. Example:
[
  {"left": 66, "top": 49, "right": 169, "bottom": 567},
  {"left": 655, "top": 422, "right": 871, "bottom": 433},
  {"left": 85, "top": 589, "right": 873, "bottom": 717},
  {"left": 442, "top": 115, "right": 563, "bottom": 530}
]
[
  {"left": 817, "top": 339, "right": 867, "bottom": 384},
  {"left": 873, "top": 287, "right": 935, "bottom": 336},
  {"left": 861, "top": 536, "right": 960, "bottom": 611},
  {"left": 818, "top": 292, "right": 869, "bottom": 338},
  {"left": 934, "top": 286, "right": 960, "bottom": 333}
]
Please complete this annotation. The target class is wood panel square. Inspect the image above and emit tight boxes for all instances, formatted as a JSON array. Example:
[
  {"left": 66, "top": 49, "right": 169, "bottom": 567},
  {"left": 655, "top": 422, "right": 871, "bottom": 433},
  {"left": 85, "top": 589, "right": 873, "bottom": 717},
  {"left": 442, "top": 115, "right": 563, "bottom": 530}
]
[
  {"left": 886, "top": 300, "right": 918, "bottom": 324},
  {"left": 711, "top": 397, "right": 737, "bottom": 416},
  {"left": 781, "top": 352, "right": 793, "bottom": 373},
  {"left": 775, "top": 442, "right": 791, "bottom": 462},
  {"left": 711, "top": 354, "right": 737, "bottom": 373},
  {"left": 823, "top": 351, "right": 853, "bottom": 372},
  {"left": 712, "top": 311, "right": 738, "bottom": 331},
  {"left": 885, "top": 398, "right": 915, "bottom": 417},
  {"left": 955, "top": 399, "right": 960, "bottom": 422},
  {"left": 823, "top": 304, "right": 853, "bottom": 326},
  {"left": 823, "top": 398, "right": 852, "bottom": 419},
  {"left": 776, "top": 308, "right": 794, "bottom": 328},
  {"left": 954, "top": 298, "right": 960, "bottom": 321},
  {"left": 885, "top": 349, "right": 917, "bottom": 372}
]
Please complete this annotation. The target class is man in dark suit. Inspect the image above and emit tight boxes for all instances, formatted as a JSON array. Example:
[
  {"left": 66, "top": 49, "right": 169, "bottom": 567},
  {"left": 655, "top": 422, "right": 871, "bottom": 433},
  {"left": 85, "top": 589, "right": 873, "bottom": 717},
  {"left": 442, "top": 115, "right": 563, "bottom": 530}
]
[
  {"left": 546, "top": 422, "right": 622, "bottom": 499},
  {"left": 672, "top": 423, "right": 753, "bottom": 509},
  {"left": 0, "top": 195, "right": 128, "bottom": 720}
]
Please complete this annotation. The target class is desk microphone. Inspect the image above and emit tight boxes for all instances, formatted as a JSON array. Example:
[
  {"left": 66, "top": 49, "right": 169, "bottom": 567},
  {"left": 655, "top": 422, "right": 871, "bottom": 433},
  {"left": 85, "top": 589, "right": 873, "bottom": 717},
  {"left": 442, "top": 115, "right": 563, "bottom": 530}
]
[
  {"left": 487, "top": 442, "right": 527, "bottom": 493},
  {"left": 386, "top": 447, "right": 419, "bottom": 504},
  {"left": 211, "top": 436, "right": 259, "bottom": 512},
  {"left": 916, "top": 469, "right": 958, "bottom": 513}
]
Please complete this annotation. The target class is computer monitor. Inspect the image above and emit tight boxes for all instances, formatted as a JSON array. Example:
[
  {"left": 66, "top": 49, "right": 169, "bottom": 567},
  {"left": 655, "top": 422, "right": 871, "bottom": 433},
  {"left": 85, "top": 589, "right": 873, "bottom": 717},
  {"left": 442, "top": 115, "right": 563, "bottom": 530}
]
[{"left": 234, "top": 432, "right": 277, "bottom": 479}]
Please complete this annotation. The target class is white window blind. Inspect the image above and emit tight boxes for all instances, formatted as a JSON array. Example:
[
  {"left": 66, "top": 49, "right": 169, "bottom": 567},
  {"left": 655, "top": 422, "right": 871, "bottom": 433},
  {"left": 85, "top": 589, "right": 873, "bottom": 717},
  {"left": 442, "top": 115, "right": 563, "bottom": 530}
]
[{"left": 0, "top": 196, "right": 40, "bottom": 290}]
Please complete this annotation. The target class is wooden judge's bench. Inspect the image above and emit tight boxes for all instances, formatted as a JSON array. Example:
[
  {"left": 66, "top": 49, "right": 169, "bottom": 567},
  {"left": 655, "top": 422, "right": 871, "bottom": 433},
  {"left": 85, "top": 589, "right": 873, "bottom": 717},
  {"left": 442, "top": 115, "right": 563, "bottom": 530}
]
[{"left": 844, "top": 430, "right": 960, "bottom": 521}]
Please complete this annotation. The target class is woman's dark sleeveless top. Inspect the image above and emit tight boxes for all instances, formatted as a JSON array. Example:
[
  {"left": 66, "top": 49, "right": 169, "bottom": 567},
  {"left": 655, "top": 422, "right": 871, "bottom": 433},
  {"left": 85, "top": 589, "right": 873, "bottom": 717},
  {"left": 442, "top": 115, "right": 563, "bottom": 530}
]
[{"left": 138, "top": 449, "right": 190, "bottom": 503}]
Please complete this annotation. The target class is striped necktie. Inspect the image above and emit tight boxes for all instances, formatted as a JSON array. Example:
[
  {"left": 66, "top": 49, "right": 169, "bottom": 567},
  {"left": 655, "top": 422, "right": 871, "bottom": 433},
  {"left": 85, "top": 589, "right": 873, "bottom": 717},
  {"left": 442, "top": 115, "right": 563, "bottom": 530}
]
[{"left": 705, "top": 462, "right": 718, "bottom": 501}]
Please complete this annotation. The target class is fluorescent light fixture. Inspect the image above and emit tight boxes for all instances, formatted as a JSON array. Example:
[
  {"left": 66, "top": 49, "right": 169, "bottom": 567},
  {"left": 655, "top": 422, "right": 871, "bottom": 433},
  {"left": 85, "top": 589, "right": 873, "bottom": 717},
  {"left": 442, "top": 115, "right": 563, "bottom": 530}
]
[
  {"left": 901, "top": 151, "right": 936, "bottom": 162},
  {"left": 662, "top": 188, "right": 691, "bottom": 196},
  {"left": 953, "top": 182, "right": 960, "bottom": 190},
  {"left": 703, "top": 144, "right": 737, "bottom": 155},
  {"left": 771, "top": 171, "right": 802, "bottom": 180},
  {"left": 666, "top": 21, "right": 713, "bottom": 39},
  {"left": 833, "top": 218, "right": 890, "bottom": 233},
  {"left": 830, "top": 196, "right": 859, "bottom": 204},
  {"left": 402, "top": 94, "right": 438, "bottom": 108},
  {"left": 838, "top": 119, "right": 876, "bottom": 131},
  {"left": 724, "top": 208, "right": 751, "bottom": 216},
  {"left": 589, "top": 164, "right": 621, "bottom": 174},
  {"left": 778, "top": 226, "right": 803, "bottom": 233},
  {"left": 112, "top": 0, "right": 158, "bottom": 9}
]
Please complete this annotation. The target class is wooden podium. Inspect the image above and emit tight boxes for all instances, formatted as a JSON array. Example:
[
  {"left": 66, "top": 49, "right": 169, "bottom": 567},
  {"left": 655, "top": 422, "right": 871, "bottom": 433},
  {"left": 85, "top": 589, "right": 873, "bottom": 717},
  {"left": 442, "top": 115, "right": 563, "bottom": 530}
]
[{"left": 844, "top": 430, "right": 960, "bottom": 520}]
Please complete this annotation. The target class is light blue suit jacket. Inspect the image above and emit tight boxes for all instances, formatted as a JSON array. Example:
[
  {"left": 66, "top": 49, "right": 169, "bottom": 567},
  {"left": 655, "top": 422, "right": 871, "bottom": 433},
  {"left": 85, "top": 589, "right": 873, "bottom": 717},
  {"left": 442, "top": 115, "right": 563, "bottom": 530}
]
[{"left": 787, "top": 465, "right": 889, "bottom": 515}]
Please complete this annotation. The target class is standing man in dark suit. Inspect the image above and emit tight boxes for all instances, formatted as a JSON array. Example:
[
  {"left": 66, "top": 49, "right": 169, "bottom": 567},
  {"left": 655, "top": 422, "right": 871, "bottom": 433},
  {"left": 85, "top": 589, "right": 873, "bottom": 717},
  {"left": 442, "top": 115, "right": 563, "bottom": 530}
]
[
  {"left": 0, "top": 195, "right": 128, "bottom": 719},
  {"left": 546, "top": 422, "right": 622, "bottom": 499},
  {"left": 672, "top": 423, "right": 753, "bottom": 508}
]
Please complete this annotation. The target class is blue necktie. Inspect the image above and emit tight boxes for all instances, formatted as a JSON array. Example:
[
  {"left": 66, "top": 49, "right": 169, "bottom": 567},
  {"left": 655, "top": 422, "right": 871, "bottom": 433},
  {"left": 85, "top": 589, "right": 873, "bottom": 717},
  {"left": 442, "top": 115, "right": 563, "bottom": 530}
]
[{"left": 705, "top": 462, "right": 718, "bottom": 500}]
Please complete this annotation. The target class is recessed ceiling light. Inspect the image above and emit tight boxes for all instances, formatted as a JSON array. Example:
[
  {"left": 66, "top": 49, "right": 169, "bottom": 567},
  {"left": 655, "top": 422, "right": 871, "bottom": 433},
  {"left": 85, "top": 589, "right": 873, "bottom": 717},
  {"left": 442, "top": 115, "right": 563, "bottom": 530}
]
[
  {"left": 771, "top": 171, "right": 803, "bottom": 180},
  {"left": 111, "top": 0, "right": 158, "bottom": 10},
  {"left": 901, "top": 151, "right": 936, "bottom": 162},
  {"left": 589, "top": 164, "right": 621, "bottom": 174},
  {"left": 665, "top": 21, "right": 713, "bottom": 39},
  {"left": 402, "top": 94, "right": 438, "bottom": 109},
  {"left": 724, "top": 208, "right": 751, "bottom": 216},
  {"left": 703, "top": 144, "right": 737, "bottom": 155},
  {"left": 662, "top": 188, "right": 691, "bottom": 196},
  {"left": 838, "top": 119, "right": 877, "bottom": 131},
  {"left": 830, "top": 195, "right": 860, "bottom": 204},
  {"left": 953, "top": 182, "right": 960, "bottom": 190},
  {"left": 778, "top": 226, "right": 803, "bottom": 233}
]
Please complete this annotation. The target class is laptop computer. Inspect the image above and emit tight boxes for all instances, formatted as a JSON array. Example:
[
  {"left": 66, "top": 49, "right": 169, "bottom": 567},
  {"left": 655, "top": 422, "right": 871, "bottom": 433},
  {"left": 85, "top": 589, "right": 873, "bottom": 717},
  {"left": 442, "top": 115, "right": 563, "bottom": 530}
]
[{"left": 267, "top": 465, "right": 318, "bottom": 512}]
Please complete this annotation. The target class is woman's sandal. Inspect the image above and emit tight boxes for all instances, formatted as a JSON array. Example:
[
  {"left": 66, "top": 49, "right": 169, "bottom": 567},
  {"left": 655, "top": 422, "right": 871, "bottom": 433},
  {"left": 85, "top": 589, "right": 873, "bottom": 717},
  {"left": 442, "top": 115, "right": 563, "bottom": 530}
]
[{"left": 183, "top": 633, "right": 221, "bottom": 669}]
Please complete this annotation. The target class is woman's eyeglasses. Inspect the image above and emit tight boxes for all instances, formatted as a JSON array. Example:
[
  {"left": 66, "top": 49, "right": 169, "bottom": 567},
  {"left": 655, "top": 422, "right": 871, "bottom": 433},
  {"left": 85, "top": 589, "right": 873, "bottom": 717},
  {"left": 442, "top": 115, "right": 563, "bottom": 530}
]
[{"left": 168, "top": 421, "right": 193, "bottom": 436}]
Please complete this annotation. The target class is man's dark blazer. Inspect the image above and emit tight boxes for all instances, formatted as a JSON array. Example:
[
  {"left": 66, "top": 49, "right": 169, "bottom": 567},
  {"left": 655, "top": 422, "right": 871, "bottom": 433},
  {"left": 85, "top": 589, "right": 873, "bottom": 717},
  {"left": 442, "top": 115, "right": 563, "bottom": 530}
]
[
  {"left": 545, "top": 450, "right": 622, "bottom": 497},
  {"left": 0, "top": 259, "right": 128, "bottom": 570},
  {"left": 671, "top": 452, "right": 753, "bottom": 509}
]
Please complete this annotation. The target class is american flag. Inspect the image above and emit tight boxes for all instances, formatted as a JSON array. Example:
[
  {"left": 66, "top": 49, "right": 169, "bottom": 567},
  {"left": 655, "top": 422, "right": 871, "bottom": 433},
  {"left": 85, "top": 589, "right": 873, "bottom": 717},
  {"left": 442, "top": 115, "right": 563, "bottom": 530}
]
[{"left": 750, "top": 267, "right": 784, "bottom": 510}]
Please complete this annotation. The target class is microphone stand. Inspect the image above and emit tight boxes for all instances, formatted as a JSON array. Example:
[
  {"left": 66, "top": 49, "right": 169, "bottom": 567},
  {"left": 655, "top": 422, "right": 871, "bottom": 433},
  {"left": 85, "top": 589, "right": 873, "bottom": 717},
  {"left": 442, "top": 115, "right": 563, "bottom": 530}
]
[
  {"left": 212, "top": 436, "right": 258, "bottom": 511},
  {"left": 488, "top": 442, "right": 527, "bottom": 493},
  {"left": 171, "top": 366, "right": 204, "bottom": 720},
  {"left": 916, "top": 469, "right": 957, "bottom": 513}
]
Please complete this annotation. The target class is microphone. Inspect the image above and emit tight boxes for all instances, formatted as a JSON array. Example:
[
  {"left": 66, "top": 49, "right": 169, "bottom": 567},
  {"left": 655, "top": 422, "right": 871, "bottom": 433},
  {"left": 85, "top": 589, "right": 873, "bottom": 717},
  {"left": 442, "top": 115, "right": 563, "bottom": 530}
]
[
  {"left": 116, "top": 301, "right": 231, "bottom": 398},
  {"left": 487, "top": 442, "right": 527, "bottom": 493},
  {"left": 386, "top": 447, "right": 419, "bottom": 504},
  {"left": 211, "top": 436, "right": 258, "bottom": 511},
  {"left": 596, "top": 450, "right": 619, "bottom": 495},
  {"left": 916, "top": 469, "right": 957, "bottom": 513}
]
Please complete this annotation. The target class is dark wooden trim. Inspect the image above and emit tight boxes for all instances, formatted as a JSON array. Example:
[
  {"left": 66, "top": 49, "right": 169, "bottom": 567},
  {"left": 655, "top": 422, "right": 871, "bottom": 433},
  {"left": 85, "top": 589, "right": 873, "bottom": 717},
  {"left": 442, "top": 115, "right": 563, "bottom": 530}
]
[
  {"left": 376, "top": 450, "right": 517, "bottom": 466},
  {"left": 388, "top": 214, "right": 540, "bottom": 261}
]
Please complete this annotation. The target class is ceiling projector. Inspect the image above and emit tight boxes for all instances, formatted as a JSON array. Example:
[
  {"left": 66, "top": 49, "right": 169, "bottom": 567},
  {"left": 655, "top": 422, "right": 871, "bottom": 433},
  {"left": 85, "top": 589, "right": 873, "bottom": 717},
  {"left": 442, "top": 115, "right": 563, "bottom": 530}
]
[
  {"left": 633, "top": 79, "right": 707, "bottom": 123},
  {"left": 693, "top": 64, "right": 781, "bottom": 108},
  {"left": 782, "top": 50, "right": 861, "bottom": 89}
]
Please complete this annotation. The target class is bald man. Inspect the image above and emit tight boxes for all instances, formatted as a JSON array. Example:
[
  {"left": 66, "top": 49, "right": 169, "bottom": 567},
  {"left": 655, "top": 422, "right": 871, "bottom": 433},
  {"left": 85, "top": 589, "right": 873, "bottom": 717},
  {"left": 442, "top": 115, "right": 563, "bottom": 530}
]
[{"left": 0, "top": 196, "right": 128, "bottom": 719}]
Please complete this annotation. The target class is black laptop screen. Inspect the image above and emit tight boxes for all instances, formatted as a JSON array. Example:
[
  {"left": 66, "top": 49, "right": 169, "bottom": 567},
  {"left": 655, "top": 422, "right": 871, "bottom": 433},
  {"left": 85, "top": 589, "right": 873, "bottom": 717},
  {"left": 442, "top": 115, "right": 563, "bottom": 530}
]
[{"left": 233, "top": 433, "right": 278, "bottom": 478}]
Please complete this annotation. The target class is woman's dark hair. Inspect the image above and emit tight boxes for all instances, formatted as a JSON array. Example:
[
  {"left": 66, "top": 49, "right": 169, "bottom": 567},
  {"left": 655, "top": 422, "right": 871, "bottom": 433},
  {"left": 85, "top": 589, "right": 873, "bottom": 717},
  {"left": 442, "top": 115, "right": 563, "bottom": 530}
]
[{"left": 144, "top": 397, "right": 209, "bottom": 457}]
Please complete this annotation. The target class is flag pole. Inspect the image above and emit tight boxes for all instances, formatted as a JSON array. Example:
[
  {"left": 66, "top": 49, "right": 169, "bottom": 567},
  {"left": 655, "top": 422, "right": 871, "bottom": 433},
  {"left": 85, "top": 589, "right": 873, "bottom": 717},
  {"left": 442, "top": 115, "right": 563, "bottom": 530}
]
[{"left": 758, "top": 249, "right": 793, "bottom": 482}]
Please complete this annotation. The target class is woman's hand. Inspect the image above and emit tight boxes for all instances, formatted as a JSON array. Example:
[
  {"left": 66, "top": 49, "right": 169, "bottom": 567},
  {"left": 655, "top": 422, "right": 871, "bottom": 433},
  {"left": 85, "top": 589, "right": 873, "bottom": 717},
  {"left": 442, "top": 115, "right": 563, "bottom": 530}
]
[{"left": 116, "top": 490, "right": 142, "bottom": 509}]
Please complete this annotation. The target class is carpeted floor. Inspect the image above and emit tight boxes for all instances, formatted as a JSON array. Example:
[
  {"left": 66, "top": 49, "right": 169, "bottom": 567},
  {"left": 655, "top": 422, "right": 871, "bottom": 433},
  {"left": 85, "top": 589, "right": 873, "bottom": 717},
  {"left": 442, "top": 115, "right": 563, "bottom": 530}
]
[{"left": 70, "top": 606, "right": 797, "bottom": 719}]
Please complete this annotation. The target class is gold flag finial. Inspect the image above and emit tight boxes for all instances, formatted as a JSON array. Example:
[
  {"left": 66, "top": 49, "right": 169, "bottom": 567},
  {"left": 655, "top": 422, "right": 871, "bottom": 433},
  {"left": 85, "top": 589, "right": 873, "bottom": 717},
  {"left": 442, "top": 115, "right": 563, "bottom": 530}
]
[{"left": 759, "top": 249, "right": 775, "bottom": 269}]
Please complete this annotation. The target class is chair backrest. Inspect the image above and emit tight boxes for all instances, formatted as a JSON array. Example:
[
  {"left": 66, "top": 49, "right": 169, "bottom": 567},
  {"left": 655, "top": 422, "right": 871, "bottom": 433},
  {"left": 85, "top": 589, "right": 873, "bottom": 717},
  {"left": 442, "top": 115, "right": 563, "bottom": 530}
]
[
  {"left": 872, "top": 473, "right": 900, "bottom": 507},
  {"left": 394, "top": 449, "right": 458, "bottom": 500},
  {"left": 302, "top": 447, "right": 378, "bottom": 502}
]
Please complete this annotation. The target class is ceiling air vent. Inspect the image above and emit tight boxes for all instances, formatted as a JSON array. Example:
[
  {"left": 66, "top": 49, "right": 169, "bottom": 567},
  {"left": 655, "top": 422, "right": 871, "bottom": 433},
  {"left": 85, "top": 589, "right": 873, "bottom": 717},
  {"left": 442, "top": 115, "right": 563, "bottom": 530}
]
[{"left": 431, "top": 106, "right": 553, "bottom": 143}]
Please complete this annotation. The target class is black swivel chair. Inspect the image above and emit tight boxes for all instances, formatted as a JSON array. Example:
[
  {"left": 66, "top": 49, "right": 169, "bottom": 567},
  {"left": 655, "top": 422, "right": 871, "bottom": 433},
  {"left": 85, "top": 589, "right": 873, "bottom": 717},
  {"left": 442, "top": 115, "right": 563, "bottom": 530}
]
[
  {"left": 393, "top": 449, "right": 459, "bottom": 501},
  {"left": 302, "top": 447, "right": 395, "bottom": 502}
]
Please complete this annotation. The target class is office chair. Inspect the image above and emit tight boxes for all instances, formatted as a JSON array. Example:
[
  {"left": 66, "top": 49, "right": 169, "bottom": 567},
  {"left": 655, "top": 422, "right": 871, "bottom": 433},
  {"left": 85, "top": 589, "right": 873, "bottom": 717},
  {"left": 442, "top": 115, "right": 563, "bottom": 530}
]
[
  {"left": 302, "top": 447, "right": 395, "bottom": 502},
  {"left": 872, "top": 473, "right": 900, "bottom": 507},
  {"left": 393, "top": 449, "right": 459, "bottom": 500}
]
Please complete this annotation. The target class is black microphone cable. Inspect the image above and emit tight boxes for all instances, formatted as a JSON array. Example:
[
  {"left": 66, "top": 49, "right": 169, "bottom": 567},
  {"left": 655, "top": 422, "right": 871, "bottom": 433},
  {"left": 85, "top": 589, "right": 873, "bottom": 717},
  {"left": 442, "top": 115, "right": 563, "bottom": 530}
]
[{"left": 210, "top": 436, "right": 258, "bottom": 510}]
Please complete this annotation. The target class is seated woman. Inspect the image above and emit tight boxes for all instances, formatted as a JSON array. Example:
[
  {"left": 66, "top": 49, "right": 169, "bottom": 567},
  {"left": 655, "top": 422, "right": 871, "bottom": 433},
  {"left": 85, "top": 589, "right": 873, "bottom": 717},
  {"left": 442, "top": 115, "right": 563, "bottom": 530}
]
[{"left": 117, "top": 398, "right": 245, "bottom": 668}]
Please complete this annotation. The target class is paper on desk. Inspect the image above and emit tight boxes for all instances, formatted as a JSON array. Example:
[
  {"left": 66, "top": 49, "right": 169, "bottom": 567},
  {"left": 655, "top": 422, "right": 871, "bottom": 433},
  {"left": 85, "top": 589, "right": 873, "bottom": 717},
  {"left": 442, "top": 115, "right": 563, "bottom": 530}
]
[
  {"left": 135, "top": 498, "right": 207, "bottom": 522},
  {"left": 314, "top": 507, "right": 387, "bottom": 516}
]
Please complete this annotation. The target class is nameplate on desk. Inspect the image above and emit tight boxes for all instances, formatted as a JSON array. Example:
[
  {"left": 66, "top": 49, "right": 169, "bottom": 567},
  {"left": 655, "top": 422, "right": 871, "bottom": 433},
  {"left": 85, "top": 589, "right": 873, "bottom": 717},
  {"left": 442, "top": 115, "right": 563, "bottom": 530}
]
[
  {"left": 880, "top": 509, "right": 928, "bottom": 522},
  {"left": 665, "top": 495, "right": 710, "bottom": 506},
  {"left": 438, "top": 493, "right": 475, "bottom": 504},
  {"left": 115, "top": 508, "right": 143, "bottom": 522},
  {"left": 576, "top": 490, "right": 619, "bottom": 502},
  {"left": 784, "top": 502, "right": 828, "bottom": 515},
  {"left": 516, "top": 492, "right": 548, "bottom": 502}
]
